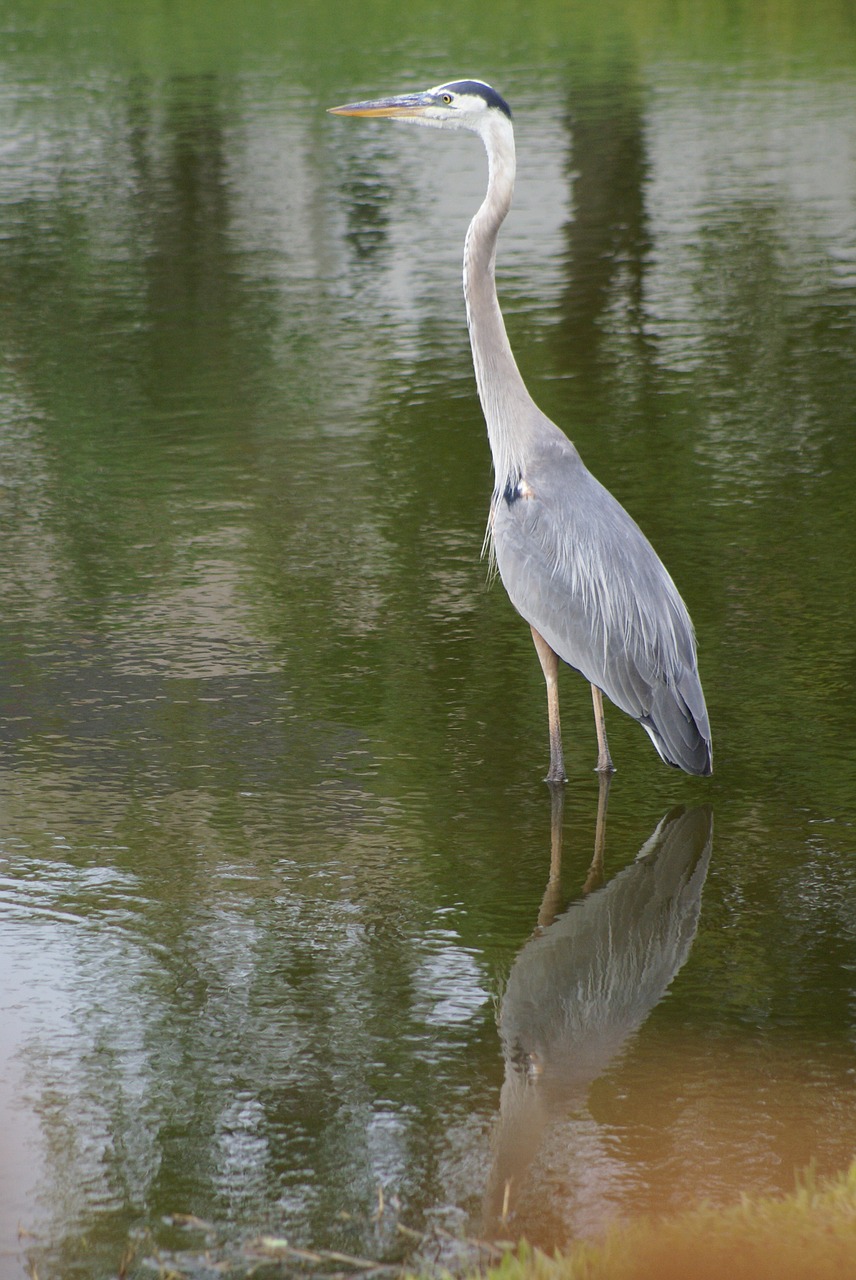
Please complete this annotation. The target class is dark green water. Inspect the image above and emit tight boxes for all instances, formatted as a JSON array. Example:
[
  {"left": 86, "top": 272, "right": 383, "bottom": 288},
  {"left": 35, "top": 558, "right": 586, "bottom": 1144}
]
[{"left": 1, "top": 3, "right": 855, "bottom": 1277}]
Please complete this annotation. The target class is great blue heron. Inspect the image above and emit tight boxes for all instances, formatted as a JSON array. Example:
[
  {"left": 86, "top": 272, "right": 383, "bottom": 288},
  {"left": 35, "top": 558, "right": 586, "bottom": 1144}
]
[{"left": 329, "top": 80, "right": 712, "bottom": 780}]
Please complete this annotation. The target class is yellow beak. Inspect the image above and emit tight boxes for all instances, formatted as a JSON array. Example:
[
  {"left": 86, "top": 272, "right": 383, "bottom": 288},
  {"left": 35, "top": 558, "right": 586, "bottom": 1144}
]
[{"left": 327, "top": 92, "right": 434, "bottom": 119}]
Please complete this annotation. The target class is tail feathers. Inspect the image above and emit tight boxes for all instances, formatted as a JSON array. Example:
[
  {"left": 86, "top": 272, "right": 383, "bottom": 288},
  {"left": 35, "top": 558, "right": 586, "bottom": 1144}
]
[{"left": 642, "top": 678, "right": 712, "bottom": 776}]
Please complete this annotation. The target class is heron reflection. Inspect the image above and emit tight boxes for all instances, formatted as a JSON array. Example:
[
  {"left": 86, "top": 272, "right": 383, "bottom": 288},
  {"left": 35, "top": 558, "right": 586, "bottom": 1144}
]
[{"left": 484, "top": 787, "right": 713, "bottom": 1235}]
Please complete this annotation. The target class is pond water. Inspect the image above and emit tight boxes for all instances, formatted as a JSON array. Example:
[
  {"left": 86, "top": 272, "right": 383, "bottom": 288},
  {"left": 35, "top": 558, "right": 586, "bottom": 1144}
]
[{"left": 1, "top": 2, "right": 856, "bottom": 1277}]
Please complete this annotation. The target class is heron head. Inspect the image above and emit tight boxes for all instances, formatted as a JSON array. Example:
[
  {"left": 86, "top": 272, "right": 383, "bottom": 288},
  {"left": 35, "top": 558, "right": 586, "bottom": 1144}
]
[{"left": 328, "top": 80, "right": 512, "bottom": 134}]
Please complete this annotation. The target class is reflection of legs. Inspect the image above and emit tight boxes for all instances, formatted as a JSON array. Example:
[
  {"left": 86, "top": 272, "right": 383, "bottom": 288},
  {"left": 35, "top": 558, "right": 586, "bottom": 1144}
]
[
  {"left": 591, "top": 684, "right": 615, "bottom": 774},
  {"left": 537, "top": 782, "right": 565, "bottom": 930},
  {"left": 540, "top": 773, "right": 610, "bottom": 923},
  {"left": 582, "top": 769, "right": 612, "bottom": 896},
  {"left": 530, "top": 626, "right": 567, "bottom": 783}
]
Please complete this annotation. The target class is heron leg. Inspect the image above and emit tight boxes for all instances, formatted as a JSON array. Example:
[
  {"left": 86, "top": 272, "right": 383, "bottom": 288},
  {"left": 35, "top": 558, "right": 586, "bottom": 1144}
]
[
  {"left": 590, "top": 684, "right": 616, "bottom": 774},
  {"left": 530, "top": 626, "right": 567, "bottom": 783}
]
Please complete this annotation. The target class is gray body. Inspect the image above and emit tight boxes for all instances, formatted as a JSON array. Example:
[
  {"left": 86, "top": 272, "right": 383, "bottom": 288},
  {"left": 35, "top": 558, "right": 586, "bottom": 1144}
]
[
  {"left": 493, "top": 419, "right": 711, "bottom": 775},
  {"left": 330, "top": 80, "right": 712, "bottom": 778}
]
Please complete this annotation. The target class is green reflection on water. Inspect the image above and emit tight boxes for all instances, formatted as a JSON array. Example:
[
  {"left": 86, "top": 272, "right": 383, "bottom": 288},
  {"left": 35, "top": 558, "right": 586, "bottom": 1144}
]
[{"left": 1, "top": 1, "right": 856, "bottom": 1276}]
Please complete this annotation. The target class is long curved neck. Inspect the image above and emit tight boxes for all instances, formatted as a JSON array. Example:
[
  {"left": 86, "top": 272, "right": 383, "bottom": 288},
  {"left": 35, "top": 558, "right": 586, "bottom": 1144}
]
[{"left": 463, "top": 116, "right": 536, "bottom": 495}]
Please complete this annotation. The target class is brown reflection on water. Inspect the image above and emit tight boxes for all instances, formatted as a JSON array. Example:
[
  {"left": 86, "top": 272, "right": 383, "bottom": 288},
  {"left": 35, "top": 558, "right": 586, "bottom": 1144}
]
[{"left": 486, "top": 1019, "right": 856, "bottom": 1253}]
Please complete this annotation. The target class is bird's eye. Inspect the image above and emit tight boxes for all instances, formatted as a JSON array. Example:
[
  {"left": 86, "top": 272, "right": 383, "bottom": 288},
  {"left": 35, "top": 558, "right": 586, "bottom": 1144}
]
[{"left": 441, "top": 93, "right": 452, "bottom": 104}]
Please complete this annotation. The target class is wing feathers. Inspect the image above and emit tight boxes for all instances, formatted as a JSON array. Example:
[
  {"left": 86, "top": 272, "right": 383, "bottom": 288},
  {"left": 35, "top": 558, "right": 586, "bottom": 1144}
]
[{"left": 492, "top": 435, "right": 712, "bottom": 775}]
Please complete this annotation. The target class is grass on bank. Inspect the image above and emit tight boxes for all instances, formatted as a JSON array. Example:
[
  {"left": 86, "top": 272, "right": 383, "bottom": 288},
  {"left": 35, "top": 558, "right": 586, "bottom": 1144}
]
[{"left": 476, "top": 1163, "right": 856, "bottom": 1280}]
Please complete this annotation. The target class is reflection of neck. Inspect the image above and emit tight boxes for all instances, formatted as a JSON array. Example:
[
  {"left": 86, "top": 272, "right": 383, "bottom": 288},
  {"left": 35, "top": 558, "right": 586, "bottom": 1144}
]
[
  {"left": 463, "top": 119, "right": 536, "bottom": 496},
  {"left": 483, "top": 1066, "right": 550, "bottom": 1235}
]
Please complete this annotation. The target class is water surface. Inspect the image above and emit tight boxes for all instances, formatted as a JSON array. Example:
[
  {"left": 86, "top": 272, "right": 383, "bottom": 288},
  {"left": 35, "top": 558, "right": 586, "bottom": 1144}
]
[{"left": 1, "top": 3, "right": 855, "bottom": 1277}]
